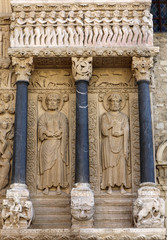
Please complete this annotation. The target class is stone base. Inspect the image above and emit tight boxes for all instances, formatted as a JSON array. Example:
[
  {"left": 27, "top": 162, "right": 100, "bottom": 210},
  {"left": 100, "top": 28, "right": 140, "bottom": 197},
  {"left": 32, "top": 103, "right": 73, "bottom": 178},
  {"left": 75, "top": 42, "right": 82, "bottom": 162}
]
[
  {"left": 0, "top": 228, "right": 166, "bottom": 240},
  {"left": 71, "top": 183, "right": 94, "bottom": 228},
  {"left": 133, "top": 182, "right": 165, "bottom": 228},
  {"left": 2, "top": 183, "right": 34, "bottom": 229}
]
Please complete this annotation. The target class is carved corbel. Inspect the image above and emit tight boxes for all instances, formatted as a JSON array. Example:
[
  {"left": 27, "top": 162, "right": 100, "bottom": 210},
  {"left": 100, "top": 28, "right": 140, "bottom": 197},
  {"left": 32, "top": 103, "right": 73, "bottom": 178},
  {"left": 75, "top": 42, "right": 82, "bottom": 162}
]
[
  {"left": 132, "top": 56, "right": 153, "bottom": 82},
  {"left": 12, "top": 57, "right": 33, "bottom": 82},
  {"left": 72, "top": 57, "right": 92, "bottom": 81}
]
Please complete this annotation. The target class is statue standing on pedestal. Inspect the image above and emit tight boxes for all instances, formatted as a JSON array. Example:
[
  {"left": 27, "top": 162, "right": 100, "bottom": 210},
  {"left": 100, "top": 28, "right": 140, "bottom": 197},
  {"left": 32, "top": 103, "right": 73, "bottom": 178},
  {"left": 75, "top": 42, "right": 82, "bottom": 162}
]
[
  {"left": 101, "top": 93, "right": 131, "bottom": 194},
  {"left": 38, "top": 93, "right": 69, "bottom": 194}
]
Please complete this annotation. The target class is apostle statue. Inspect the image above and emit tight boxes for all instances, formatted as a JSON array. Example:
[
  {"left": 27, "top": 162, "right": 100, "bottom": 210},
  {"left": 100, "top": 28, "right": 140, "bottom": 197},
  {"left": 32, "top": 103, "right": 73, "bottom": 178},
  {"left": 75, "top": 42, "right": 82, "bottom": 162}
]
[
  {"left": 38, "top": 93, "right": 68, "bottom": 194},
  {"left": 101, "top": 93, "right": 131, "bottom": 194}
]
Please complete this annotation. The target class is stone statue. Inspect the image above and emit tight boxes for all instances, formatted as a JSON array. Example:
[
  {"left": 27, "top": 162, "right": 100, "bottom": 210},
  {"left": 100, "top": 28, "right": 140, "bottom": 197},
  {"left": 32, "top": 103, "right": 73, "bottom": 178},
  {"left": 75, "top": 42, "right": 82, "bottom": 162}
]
[
  {"left": 111, "top": 10, "right": 122, "bottom": 44},
  {"left": 56, "top": 11, "right": 68, "bottom": 46},
  {"left": 141, "top": 10, "right": 153, "bottom": 45},
  {"left": 0, "top": 120, "right": 14, "bottom": 190},
  {"left": 93, "top": 11, "right": 103, "bottom": 45},
  {"left": 101, "top": 93, "right": 130, "bottom": 194},
  {"left": 38, "top": 93, "right": 68, "bottom": 194},
  {"left": 102, "top": 11, "right": 113, "bottom": 46},
  {"left": 67, "top": 11, "right": 77, "bottom": 46},
  {"left": 45, "top": 11, "right": 57, "bottom": 46},
  {"left": 75, "top": 11, "right": 84, "bottom": 46},
  {"left": 84, "top": 11, "right": 93, "bottom": 46},
  {"left": 121, "top": 10, "right": 133, "bottom": 45},
  {"left": 35, "top": 11, "right": 46, "bottom": 46},
  {"left": 0, "top": 27, "right": 2, "bottom": 57},
  {"left": 132, "top": 11, "right": 142, "bottom": 45},
  {"left": 0, "top": 93, "right": 15, "bottom": 114},
  {"left": 24, "top": 11, "right": 36, "bottom": 46},
  {"left": 14, "top": 11, "right": 26, "bottom": 46}
]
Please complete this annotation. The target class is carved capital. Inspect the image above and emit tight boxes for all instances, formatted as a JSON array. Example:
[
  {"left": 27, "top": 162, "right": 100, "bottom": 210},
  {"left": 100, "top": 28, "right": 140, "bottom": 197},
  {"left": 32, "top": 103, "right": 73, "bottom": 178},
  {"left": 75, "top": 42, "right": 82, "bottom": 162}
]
[
  {"left": 2, "top": 183, "right": 34, "bottom": 229},
  {"left": 72, "top": 57, "right": 92, "bottom": 82},
  {"left": 12, "top": 57, "right": 33, "bottom": 82},
  {"left": 133, "top": 182, "right": 165, "bottom": 228},
  {"left": 132, "top": 57, "right": 153, "bottom": 82}
]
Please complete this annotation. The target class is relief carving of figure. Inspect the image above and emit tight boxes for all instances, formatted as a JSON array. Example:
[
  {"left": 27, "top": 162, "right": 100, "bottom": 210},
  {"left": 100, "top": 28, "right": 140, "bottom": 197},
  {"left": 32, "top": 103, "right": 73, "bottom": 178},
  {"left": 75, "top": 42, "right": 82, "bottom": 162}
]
[
  {"left": 56, "top": 11, "right": 68, "bottom": 46},
  {"left": 121, "top": 10, "right": 133, "bottom": 45},
  {"left": 84, "top": 11, "right": 93, "bottom": 46},
  {"left": 35, "top": 11, "right": 46, "bottom": 46},
  {"left": 76, "top": 11, "right": 84, "bottom": 46},
  {"left": 101, "top": 93, "right": 131, "bottom": 194},
  {"left": 24, "top": 11, "right": 36, "bottom": 46},
  {"left": 45, "top": 11, "right": 57, "bottom": 46},
  {"left": 67, "top": 11, "right": 78, "bottom": 46},
  {"left": 38, "top": 93, "right": 68, "bottom": 194},
  {"left": 102, "top": 11, "right": 113, "bottom": 46},
  {"left": 14, "top": 11, "right": 26, "bottom": 46},
  {"left": 0, "top": 119, "right": 14, "bottom": 191},
  {"left": 141, "top": 10, "right": 153, "bottom": 45},
  {"left": 111, "top": 10, "right": 122, "bottom": 44},
  {"left": 132, "top": 11, "right": 142, "bottom": 45},
  {"left": 93, "top": 11, "right": 103, "bottom": 45}
]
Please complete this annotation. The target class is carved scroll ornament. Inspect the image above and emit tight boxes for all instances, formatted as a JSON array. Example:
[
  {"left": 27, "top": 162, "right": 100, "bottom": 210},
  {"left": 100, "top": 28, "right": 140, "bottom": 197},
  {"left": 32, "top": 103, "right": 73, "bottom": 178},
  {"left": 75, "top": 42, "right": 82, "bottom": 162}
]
[
  {"left": 72, "top": 57, "right": 92, "bottom": 81},
  {"left": 132, "top": 57, "right": 153, "bottom": 82}
]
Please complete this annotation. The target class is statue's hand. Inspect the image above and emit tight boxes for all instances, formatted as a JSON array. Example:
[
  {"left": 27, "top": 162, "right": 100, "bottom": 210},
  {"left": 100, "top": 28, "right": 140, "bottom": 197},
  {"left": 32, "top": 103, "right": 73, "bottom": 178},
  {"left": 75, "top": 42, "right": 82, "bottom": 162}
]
[
  {"left": 45, "top": 131, "right": 54, "bottom": 137},
  {"left": 55, "top": 129, "right": 62, "bottom": 137}
]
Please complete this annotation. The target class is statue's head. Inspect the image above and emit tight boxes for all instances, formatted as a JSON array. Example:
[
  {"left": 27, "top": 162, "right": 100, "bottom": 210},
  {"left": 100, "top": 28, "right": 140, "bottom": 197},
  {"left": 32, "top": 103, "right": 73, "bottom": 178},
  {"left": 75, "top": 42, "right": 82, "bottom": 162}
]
[
  {"left": 19, "top": 11, "right": 25, "bottom": 19},
  {"left": 1, "top": 121, "right": 8, "bottom": 129},
  {"left": 29, "top": 11, "right": 36, "bottom": 19},
  {"left": 71, "top": 202, "right": 94, "bottom": 221},
  {"left": 108, "top": 93, "right": 122, "bottom": 112},
  {"left": 45, "top": 93, "right": 61, "bottom": 111},
  {"left": 2, "top": 93, "right": 11, "bottom": 103}
]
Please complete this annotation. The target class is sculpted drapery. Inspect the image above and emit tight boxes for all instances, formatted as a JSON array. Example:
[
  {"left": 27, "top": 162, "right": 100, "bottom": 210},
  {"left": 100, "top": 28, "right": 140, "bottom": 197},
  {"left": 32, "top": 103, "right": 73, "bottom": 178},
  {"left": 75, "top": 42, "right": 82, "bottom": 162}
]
[
  {"left": 101, "top": 93, "right": 131, "bottom": 194},
  {"left": 38, "top": 93, "right": 68, "bottom": 194}
]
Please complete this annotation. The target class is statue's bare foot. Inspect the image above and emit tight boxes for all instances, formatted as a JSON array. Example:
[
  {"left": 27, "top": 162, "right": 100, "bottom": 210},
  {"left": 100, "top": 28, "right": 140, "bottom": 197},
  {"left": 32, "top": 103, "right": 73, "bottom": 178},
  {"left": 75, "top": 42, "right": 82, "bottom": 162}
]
[
  {"left": 120, "top": 185, "right": 126, "bottom": 194},
  {"left": 107, "top": 186, "right": 112, "bottom": 194},
  {"left": 57, "top": 186, "right": 61, "bottom": 195},
  {"left": 43, "top": 187, "right": 49, "bottom": 195}
]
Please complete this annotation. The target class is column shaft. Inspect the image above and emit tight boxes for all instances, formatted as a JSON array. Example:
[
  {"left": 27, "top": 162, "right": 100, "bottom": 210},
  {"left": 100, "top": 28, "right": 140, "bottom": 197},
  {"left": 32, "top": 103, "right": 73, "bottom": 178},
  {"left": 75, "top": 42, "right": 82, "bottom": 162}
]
[
  {"left": 138, "top": 80, "right": 155, "bottom": 183},
  {"left": 75, "top": 80, "right": 89, "bottom": 183},
  {"left": 12, "top": 81, "right": 28, "bottom": 184}
]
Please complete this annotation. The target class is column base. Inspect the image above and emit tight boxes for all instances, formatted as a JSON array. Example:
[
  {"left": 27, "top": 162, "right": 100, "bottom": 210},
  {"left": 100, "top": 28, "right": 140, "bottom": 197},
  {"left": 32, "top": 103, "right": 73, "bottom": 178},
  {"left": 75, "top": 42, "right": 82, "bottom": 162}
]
[
  {"left": 71, "top": 183, "right": 94, "bottom": 229},
  {"left": 133, "top": 182, "right": 165, "bottom": 228},
  {"left": 2, "top": 183, "right": 34, "bottom": 229}
]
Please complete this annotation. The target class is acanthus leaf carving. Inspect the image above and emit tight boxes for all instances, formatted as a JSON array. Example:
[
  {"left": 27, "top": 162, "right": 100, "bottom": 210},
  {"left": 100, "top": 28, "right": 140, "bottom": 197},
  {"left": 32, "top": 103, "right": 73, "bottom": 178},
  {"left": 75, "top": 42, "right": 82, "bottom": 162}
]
[
  {"left": 12, "top": 57, "right": 33, "bottom": 82},
  {"left": 132, "top": 57, "right": 153, "bottom": 82}
]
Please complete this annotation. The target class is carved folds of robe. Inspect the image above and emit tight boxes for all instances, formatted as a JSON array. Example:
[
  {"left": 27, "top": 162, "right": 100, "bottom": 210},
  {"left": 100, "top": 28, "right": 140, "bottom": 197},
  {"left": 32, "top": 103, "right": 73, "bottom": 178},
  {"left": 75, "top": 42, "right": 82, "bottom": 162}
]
[
  {"left": 38, "top": 111, "right": 68, "bottom": 190},
  {"left": 101, "top": 111, "right": 131, "bottom": 189}
]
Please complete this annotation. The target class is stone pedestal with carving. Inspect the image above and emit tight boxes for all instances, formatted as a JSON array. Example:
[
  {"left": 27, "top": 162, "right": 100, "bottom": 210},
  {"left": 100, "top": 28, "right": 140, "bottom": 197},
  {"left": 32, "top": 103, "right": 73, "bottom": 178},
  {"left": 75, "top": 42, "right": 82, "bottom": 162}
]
[
  {"left": 2, "top": 183, "right": 33, "bottom": 229},
  {"left": 71, "top": 183, "right": 94, "bottom": 228},
  {"left": 133, "top": 183, "right": 165, "bottom": 228}
]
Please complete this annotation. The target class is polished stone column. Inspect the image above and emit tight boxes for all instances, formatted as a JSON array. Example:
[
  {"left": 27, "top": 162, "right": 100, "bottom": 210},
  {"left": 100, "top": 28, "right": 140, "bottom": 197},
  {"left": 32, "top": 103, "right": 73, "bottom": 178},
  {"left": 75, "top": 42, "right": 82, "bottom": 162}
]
[
  {"left": 2, "top": 57, "right": 34, "bottom": 229},
  {"left": 132, "top": 56, "right": 165, "bottom": 228},
  {"left": 71, "top": 57, "right": 94, "bottom": 228}
]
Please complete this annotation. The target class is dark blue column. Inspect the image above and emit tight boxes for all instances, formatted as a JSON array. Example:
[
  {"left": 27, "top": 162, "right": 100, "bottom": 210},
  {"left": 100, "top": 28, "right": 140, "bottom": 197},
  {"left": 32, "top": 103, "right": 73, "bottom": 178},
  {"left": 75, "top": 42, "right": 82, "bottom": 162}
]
[
  {"left": 75, "top": 80, "right": 89, "bottom": 183},
  {"left": 12, "top": 81, "right": 28, "bottom": 184},
  {"left": 137, "top": 80, "right": 155, "bottom": 183}
]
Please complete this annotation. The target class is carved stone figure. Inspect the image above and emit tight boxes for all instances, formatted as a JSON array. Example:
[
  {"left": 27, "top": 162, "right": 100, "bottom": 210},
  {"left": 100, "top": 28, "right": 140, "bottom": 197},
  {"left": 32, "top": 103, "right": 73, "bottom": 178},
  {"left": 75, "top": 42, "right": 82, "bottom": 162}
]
[
  {"left": 24, "top": 11, "right": 36, "bottom": 46},
  {"left": 101, "top": 93, "right": 131, "bottom": 194},
  {"left": 45, "top": 11, "right": 57, "bottom": 46},
  {"left": 93, "top": 11, "right": 103, "bottom": 45},
  {"left": 111, "top": 10, "right": 122, "bottom": 44},
  {"left": 15, "top": 11, "right": 26, "bottom": 46},
  {"left": 0, "top": 27, "right": 2, "bottom": 57},
  {"left": 132, "top": 11, "right": 142, "bottom": 45},
  {"left": 141, "top": 10, "right": 153, "bottom": 45},
  {"left": 67, "top": 11, "right": 77, "bottom": 46},
  {"left": 2, "top": 184, "right": 33, "bottom": 229},
  {"left": 133, "top": 183, "right": 165, "bottom": 228},
  {"left": 121, "top": 10, "right": 133, "bottom": 45},
  {"left": 38, "top": 93, "right": 68, "bottom": 194},
  {"left": 84, "top": 11, "right": 93, "bottom": 46},
  {"left": 102, "top": 11, "right": 113, "bottom": 46},
  {"left": 0, "top": 93, "right": 15, "bottom": 114},
  {"left": 56, "top": 11, "right": 68, "bottom": 46},
  {"left": 34, "top": 11, "right": 46, "bottom": 46},
  {"left": 0, "top": 120, "right": 14, "bottom": 191},
  {"left": 76, "top": 11, "right": 84, "bottom": 46}
]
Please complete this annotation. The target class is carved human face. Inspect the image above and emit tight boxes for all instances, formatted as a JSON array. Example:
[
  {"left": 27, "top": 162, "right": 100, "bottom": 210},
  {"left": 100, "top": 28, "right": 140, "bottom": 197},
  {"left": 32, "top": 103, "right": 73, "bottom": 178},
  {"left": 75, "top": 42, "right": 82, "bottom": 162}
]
[
  {"left": 2, "top": 122, "right": 8, "bottom": 129},
  {"left": 30, "top": 11, "right": 36, "bottom": 19},
  {"left": 108, "top": 94, "right": 122, "bottom": 112},
  {"left": 40, "top": 11, "right": 46, "bottom": 19},
  {"left": 3, "top": 94, "right": 10, "bottom": 103},
  {"left": 46, "top": 94, "right": 61, "bottom": 111},
  {"left": 71, "top": 204, "right": 94, "bottom": 221},
  {"left": 51, "top": 11, "right": 56, "bottom": 19},
  {"left": 20, "top": 11, "right": 25, "bottom": 19}
]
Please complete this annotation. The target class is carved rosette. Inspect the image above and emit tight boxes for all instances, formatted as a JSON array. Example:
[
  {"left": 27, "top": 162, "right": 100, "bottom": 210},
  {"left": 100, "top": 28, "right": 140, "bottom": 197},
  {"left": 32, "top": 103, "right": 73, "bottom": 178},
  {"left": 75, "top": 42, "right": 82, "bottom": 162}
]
[
  {"left": 2, "top": 183, "right": 34, "bottom": 229},
  {"left": 132, "top": 57, "right": 153, "bottom": 82},
  {"left": 71, "top": 183, "right": 94, "bottom": 228},
  {"left": 12, "top": 57, "right": 33, "bottom": 82},
  {"left": 72, "top": 57, "right": 92, "bottom": 82},
  {"left": 133, "top": 183, "right": 165, "bottom": 228}
]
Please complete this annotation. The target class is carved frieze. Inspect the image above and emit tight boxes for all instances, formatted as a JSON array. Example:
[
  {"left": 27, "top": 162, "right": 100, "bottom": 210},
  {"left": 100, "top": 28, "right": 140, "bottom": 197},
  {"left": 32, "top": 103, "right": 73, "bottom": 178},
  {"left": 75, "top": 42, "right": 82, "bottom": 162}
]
[
  {"left": 0, "top": 24, "right": 10, "bottom": 69},
  {"left": 10, "top": 9, "right": 153, "bottom": 48}
]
